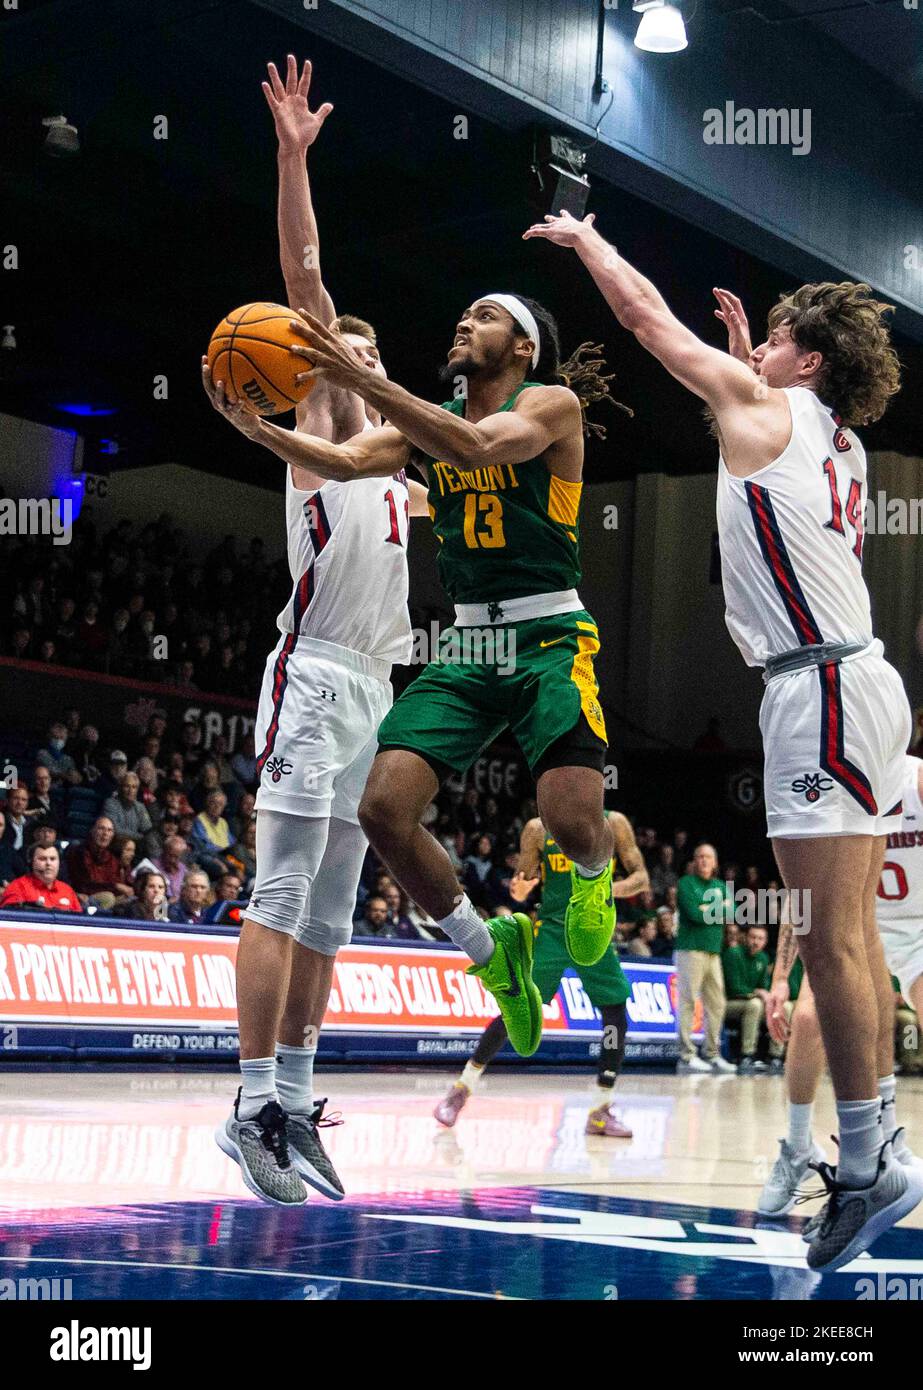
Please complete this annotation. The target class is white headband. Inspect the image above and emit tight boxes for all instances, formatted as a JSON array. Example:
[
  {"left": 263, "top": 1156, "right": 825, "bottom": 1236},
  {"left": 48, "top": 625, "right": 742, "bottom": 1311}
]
[{"left": 477, "top": 294, "right": 541, "bottom": 370}]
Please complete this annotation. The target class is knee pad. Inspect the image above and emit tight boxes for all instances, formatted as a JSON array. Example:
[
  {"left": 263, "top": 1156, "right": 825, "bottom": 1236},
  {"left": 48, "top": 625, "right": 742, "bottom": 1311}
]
[
  {"left": 294, "top": 913, "right": 354, "bottom": 957},
  {"left": 246, "top": 867, "right": 311, "bottom": 938}
]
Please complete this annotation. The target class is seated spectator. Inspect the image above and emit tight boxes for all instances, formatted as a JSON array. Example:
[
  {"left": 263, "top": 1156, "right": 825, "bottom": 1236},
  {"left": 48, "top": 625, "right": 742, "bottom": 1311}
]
[
  {"left": 113, "top": 834, "right": 138, "bottom": 884},
  {"left": 96, "top": 749, "right": 129, "bottom": 801},
  {"left": 76, "top": 601, "right": 108, "bottom": 667},
  {"left": 653, "top": 904, "right": 677, "bottom": 958},
  {"left": 178, "top": 720, "right": 205, "bottom": 777},
  {"left": 167, "top": 869, "right": 212, "bottom": 925},
  {"left": 36, "top": 720, "right": 82, "bottom": 788},
  {"left": 209, "top": 735, "right": 238, "bottom": 792},
  {"left": 165, "top": 751, "right": 193, "bottom": 795},
  {"left": 649, "top": 845, "right": 678, "bottom": 901},
  {"left": 153, "top": 834, "right": 189, "bottom": 903},
  {"left": 0, "top": 844, "right": 81, "bottom": 912},
  {"left": 378, "top": 882, "right": 422, "bottom": 939},
  {"left": 65, "top": 816, "right": 135, "bottom": 910},
  {"left": 101, "top": 772, "right": 154, "bottom": 851},
  {"left": 0, "top": 810, "right": 20, "bottom": 889},
  {"left": 230, "top": 790, "right": 255, "bottom": 842},
  {"left": 190, "top": 790, "right": 231, "bottom": 879},
  {"left": 5, "top": 624, "right": 33, "bottom": 659},
  {"left": 191, "top": 760, "right": 223, "bottom": 813},
  {"left": 1, "top": 785, "right": 30, "bottom": 877},
  {"left": 626, "top": 917, "right": 658, "bottom": 958},
  {"left": 53, "top": 596, "right": 78, "bottom": 661},
  {"left": 28, "top": 765, "right": 62, "bottom": 834},
  {"left": 358, "top": 895, "right": 389, "bottom": 936},
  {"left": 72, "top": 725, "right": 103, "bottom": 786},
  {"left": 202, "top": 871, "right": 244, "bottom": 924},
  {"left": 134, "top": 757, "right": 160, "bottom": 810},
  {"left": 723, "top": 921, "right": 740, "bottom": 950},
  {"left": 223, "top": 820, "right": 256, "bottom": 893},
  {"left": 722, "top": 924, "right": 783, "bottom": 1072},
  {"left": 463, "top": 834, "right": 496, "bottom": 910},
  {"left": 230, "top": 733, "right": 257, "bottom": 789},
  {"left": 121, "top": 870, "right": 170, "bottom": 923}
]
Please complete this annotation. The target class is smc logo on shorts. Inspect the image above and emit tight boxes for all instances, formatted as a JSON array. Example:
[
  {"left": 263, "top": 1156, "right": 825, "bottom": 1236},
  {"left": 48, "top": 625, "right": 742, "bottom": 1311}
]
[
  {"left": 791, "top": 771, "right": 835, "bottom": 803},
  {"left": 264, "top": 755, "right": 293, "bottom": 784}
]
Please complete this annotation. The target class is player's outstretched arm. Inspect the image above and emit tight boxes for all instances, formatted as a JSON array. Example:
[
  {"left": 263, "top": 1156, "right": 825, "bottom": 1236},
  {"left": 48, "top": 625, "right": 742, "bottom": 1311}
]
[
  {"left": 609, "top": 812, "right": 650, "bottom": 899},
  {"left": 523, "top": 212, "right": 757, "bottom": 414},
  {"left": 289, "top": 311, "right": 580, "bottom": 467},
  {"left": 201, "top": 357, "right": 411, "bottom": 480},
  {"left": 263, "top": 56, "right": 335, "bottom": 324}
]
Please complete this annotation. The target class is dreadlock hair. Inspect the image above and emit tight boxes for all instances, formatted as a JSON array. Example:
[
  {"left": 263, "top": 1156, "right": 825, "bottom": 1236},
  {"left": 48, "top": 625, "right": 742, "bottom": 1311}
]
[
  {"left": 767, "top": 282, "right": 900, "bottom": 428},
  {"left": 514, "top": 295, "right": 633, "bottom": 440}
]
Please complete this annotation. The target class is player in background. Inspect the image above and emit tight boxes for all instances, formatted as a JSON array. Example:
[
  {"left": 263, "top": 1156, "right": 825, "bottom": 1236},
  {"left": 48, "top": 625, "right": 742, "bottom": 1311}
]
[
  {"left": 205, "top": 56, "right": 429, "bottom": 1206},
  {"left": 433, "top": 811, "right": 648, "bottom": 1135},
  {"left": 526, "top": 207, "right": 922, "bottom": 1271},
  {"left": 761, "top": 755, "right": 923, "bottom": 1224},
  {"left": 208, "top": 264, "right": 629, "bottom": 1062}
]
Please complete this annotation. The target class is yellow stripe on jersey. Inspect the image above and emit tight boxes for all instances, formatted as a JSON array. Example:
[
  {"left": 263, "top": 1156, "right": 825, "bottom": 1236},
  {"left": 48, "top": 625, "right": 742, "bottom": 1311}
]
[
  {"left": 570, "top": 631, "right": 607, "bottom": 742},
  {"left": 547, "top": 475, "right": 581, "bottom": 528}
]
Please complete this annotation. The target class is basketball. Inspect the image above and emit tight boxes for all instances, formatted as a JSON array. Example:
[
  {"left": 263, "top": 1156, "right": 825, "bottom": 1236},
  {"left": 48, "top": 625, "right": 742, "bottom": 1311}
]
[{"left": 206, "top": 302, "right": 315, "bottom": 416}]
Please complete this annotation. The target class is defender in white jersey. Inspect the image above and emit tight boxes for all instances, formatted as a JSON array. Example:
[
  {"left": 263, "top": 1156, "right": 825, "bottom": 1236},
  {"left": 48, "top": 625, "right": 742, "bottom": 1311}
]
[
  {"left": 525, "top": 207, "right": 921, "bottom": 1270},
  {"left": 203, "top": 57, "right": 426, "bottom": 1206},
  {"left": 759, "top": 757, "right": 923, "bottom": 1226},
  {"left": 877, "top": 756, "right": 923, "bottom": 1012}
]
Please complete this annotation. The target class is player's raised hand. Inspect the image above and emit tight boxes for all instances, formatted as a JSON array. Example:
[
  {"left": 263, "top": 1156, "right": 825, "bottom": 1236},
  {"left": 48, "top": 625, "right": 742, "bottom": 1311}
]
[
  {"left": 523, "top": 210, "right": 598, "bottom": 247},
  {"left": 713, "top": 288, "right": 753, "bottom": 364},
  {"left": 262, "top": 55, "right": 333, "bottom": 153}
]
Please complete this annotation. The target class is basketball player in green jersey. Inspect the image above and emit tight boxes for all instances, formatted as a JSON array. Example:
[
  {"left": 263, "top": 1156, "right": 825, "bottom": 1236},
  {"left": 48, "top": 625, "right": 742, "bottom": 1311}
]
[
  {"left": 434, "top": 811, "right": 648, "bottom": 1134},
  {"left": 205, "top": 292, "right": 627, "bottom": 1058}
]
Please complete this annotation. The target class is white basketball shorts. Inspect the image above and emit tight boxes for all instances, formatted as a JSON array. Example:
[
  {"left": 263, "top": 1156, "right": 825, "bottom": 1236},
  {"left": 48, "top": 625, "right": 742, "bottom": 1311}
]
[
  {"left": 254, "top": 634, "right": 393, "bottom": 823},
  {"left": 760, "top": 640, "right": 911, "bottom": 839}
]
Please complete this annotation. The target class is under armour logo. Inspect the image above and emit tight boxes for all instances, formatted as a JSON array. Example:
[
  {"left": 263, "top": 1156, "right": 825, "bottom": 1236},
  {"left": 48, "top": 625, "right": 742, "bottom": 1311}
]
[
  {"left": 319, "top": 688, "right": 337, "bottom": 701},
  {"left": 486, "top": 602, "right": 504, "bottom": 624}
]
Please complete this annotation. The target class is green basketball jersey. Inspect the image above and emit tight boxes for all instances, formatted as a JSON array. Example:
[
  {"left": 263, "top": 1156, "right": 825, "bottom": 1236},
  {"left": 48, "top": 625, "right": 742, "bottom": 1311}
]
[
  {"left": 538, "top": 832, "right": 620, "bottom": 928},
  {"left": 424, "top": 382, "right": 582, "bottom": 604}
]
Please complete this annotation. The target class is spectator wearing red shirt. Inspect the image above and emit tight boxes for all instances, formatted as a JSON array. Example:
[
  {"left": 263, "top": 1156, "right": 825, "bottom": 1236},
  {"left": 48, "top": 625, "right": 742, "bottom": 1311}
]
[
  {"left": 0, "top": 845, "right": 82, "bottom": 912},
  {"left": 65, "top": 816, "right": 135, "bottom": 910}
]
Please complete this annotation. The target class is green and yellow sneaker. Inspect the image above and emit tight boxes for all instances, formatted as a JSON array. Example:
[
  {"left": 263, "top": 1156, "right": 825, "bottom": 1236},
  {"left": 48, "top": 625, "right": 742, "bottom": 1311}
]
[
  {"left": 564, "top": 865, "right": 615, "bottom": 967},
  {"left": 467, "top": 913, "right": 543, "bottom": 1057}
]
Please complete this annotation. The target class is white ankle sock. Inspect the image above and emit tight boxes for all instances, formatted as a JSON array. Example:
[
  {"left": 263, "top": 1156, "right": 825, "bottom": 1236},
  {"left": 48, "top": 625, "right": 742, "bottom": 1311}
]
[
  {"left": 460, "top": 1060, "right": 484, "bottom": 1091},
  {"left": 878, "top": 1073, "right": 897, "bottom": 1142},
  {"left": 836, "top": 1098, "right": 883, "bottom": 1187},
  {"left": 275, "top": 1042, "right": 317, "bottom": 1116},
  {"left": 238, "top": 1056, "right": 277, "bottom": 1120},
  {"left": 593, "top": 1083, "right": 614, "bottom": 1111},
  {"left": 573, "top": 859, "right": 609, "bottom": 880},
  {"left": 788, "top": 1102, "right": 814, "bottom": 1155},
  {"left": 437, "top": 894, "right": 494, "bottom": 965}
]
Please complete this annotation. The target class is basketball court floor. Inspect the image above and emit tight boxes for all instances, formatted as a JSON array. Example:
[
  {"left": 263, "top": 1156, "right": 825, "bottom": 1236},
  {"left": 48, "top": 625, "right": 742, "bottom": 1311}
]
[{"left": 3, "top": 1067, "right": 922, "bottom": 1300}]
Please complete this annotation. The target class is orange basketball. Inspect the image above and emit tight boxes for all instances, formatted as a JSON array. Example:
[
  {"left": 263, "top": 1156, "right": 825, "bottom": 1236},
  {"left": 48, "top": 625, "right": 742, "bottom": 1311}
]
[{"left": 206, "top": 302, "right": 315, "bottom": 416}]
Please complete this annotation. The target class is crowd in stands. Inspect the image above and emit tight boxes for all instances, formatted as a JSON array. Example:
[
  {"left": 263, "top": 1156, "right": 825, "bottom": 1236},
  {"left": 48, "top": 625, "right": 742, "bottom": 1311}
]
[
  {"left": 0, "top": 514, "right": 288, "bottom": 692},
  {"left": 2, "top": 693, "right": 918, "bottom": 1071}
]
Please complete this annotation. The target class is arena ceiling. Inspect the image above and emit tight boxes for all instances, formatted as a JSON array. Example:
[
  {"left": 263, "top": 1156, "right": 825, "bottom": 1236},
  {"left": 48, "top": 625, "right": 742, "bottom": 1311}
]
[{"left": 1, "top": 0, "right": 920, "bottom": 489}]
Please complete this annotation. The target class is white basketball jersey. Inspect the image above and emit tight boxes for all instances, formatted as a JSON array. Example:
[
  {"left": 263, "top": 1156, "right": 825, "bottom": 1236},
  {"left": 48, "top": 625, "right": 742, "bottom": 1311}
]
[
  {"left": 716, "top": 388, "right": 874, "bottom": 667},
  {"left": 277, "top": 424, "right": 412, "bottom": 665},
  {"left": 878, "top": 757, "right": 923, "bottom": 924}
]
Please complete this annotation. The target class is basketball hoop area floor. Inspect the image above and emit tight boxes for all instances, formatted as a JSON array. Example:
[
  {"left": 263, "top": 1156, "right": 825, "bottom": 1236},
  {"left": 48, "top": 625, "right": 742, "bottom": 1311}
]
[{"left": 2, "top": 1068, "right": 922, "bottom": 1301}]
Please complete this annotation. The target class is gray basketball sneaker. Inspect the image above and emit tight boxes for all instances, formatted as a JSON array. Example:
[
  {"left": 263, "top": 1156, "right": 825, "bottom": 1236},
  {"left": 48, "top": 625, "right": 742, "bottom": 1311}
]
[
  {"left": 806, "top": 1142, "right": 923, "bottom": 1271},
  {"left": 757, "top": 1138, "right": 827, "bottom": 1217},
  {"left": 285, "top": 1099, "right": 345, "bottom": 1201},
  {"left": 215, "top": 1090, "right": 307, "bottom": 1206},
  {"left": 803, "top": 1128, "right": 923, "bottom": 1242}
]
